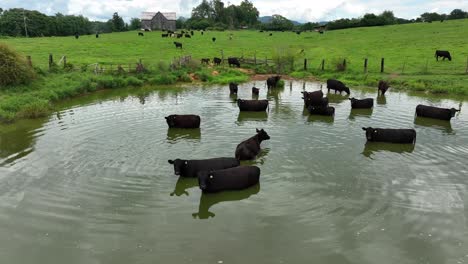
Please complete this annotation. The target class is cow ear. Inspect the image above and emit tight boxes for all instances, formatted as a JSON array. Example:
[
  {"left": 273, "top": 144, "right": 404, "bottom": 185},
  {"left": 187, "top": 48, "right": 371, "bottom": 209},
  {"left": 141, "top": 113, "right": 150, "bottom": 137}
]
[
  {"left": 256, "top": 128, "right": 260, "bottom": 133},
  {"left": 168, "top": 160, "right": 174, "bottom": 164},
  {"left": 165, "top": 116, "right": 169, "bottom": 120},
  {"left": 362, "top": 127, "right": 366, "bottom": 131}
]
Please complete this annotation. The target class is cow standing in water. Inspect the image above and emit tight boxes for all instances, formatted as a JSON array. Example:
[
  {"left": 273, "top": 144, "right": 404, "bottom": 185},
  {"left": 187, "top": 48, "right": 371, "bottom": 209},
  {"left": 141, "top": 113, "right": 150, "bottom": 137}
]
[
  {"left": 168, "top": 158, "right": 239, "bottom": 178},
  {"left": 327, "top": 79, "right": 350, "bottom": 95},
  {"left": 198, "top": 166, "right": 261, "bottom": 193},
  {"left": 165, "top": 115, "right": 200, "bottom": 128},
  {"left": 266, "top": 76, "right": 281, "bottom": 89},
  {"left": 235, "top": 129, "right": 270, "bottom": 160},
  {"left": 416, "top": 105, "right": 460, "bottom": 121},
  {"left": 362, "top": 127, "right": 416, "bottom": 144}
]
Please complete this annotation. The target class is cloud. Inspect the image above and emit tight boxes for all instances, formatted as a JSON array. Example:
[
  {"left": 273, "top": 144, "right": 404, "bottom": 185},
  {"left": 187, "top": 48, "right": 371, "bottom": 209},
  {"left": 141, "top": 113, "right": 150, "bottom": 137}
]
[{"left": 1, "top": 0, "right": 468, "bottom": 22}]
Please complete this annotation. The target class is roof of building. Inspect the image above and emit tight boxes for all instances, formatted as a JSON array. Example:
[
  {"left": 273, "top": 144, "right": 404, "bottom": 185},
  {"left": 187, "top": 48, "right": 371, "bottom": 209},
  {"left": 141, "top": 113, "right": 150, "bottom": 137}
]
[{"left": 141, "top": 11, "right": 176, "bottom": 21}]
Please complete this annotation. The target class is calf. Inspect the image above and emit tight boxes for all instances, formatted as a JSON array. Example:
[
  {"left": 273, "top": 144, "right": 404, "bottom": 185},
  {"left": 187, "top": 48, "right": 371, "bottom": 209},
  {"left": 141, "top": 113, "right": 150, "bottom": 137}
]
[
  {"left": 235, "top": 129, "right": 270, "bottom": 160},
  {"left": 201, "top": 58, "right": 210, "bottom": 64},
  {"left": 378, "top": 80, "right": 390, "bottom": 95},
  {"left": 415, "top": 105, "right": 460, "bottom": 121},
  {"left": 237, "top": 99, "right": 269, "bottom": 112},
  {"left": 266, "top": 75, "right": 281, "bottom": 89},
  {"left": 319, "top": 30, "right": 324, "bottom": 34},
  {"left": 308, "top": 105, "right": 335, "bottom": 116},
  {"left": 269, "top": 33, "right": 273, "bottom": 36},
  {"left": 191, "top": 30, "right": 194, "bottom": 36},
  {"left": 138, "top": 32, "right": 144, "bottom": 36},
  {"left": 212, "top": 37, "right": 216, "bottom": 42},
  {"left": 95, "top": 33, "right": 99, "bottom": 38},
  {"left": 362, "top": 127, "right": 416, "bottom": 144},
  {"left": 327, "top": 79, "right": 350, "bottom": 95},
  {"left": 198, "top": 166, "right": 260, "bottom": 193},
  {"left": 185, "top": 34, "right": 191, "bottom": 38},
  {"left": 213, "top": 57, "right": 222, "bottom": 65},
  {"left": 229, "top": 82, "right": 238, "bottom": 94},
  {"left": 228, "top": 57, "right": 240, "bottom": 68},
  {"left": 168, "top": 157, "right": 239, "bottom": 177},
  {"left": 165, "top": 114, "right": 200, "bottom": 128},
  {"left": 435, "top": 50, "right": 452, "bottom": 61},
  {"left": 75, "top": 33, "right": 80, "bottom": 39},
  {"left": 173, "top": 41, "right": 183, "bottom": 49},
  {"left": 252, "top": 87, "right": 259, "bottom": 95},
  {"left": 161, "top": 33, "right": 169, "bottom": 38},
  {"left": 349, "top": 98, "right": 374, "bottom": 109}
]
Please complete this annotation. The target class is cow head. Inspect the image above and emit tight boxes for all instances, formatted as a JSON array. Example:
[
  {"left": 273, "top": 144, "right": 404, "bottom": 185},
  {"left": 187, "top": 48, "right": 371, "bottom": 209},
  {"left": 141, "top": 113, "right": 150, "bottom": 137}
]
[
  {"left": 344, "top": 86, "right": 351, "bottom": 95},
  {"left": 256, "top": 128, "right": 271, "bottom": 141},
  {"left": 349, "top": 98, "right": 357, "bottom": 103},
  {"left": 362, "top": 127, "right": 377, "bottom": 141},
  {"left": 165, "top": 115, "right": 177, "bottom": 127},
  {"left": 168, "top": 159, "right": 188, "bottom": 176},
  {"left": 450, "top": 108, "right": 461, "bottom": 117},
  {"left": 197, "top": 171, "right": 215, "bottom": 191},
  {"left": 275, "top": 76, "right": 281, "bottom": 82}
]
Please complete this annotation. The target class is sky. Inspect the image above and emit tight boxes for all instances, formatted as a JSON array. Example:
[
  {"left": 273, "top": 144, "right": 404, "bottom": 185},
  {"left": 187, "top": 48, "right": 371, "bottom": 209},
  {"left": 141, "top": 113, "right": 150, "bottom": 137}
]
[{"left": 1, "top": 0, "right": 468, "bottom": 22}]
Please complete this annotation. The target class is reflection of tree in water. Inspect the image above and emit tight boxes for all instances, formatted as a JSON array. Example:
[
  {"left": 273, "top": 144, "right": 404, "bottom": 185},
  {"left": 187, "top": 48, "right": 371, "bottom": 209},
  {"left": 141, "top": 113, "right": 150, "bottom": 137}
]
[
  {"left": 362, "top": 142, "right": 415, "bottom": 158},
  {"left": 348, "top": 108, "right": 373, "bottom": 120},
  {"left": 170, "top": 177, "right": 198, "bottom": 197},
  {"left": 414, "top": 117, "right": 454, "bottom": 134},
  {"left": 192, "top": 184, "right": 260, "bottom": 219}
]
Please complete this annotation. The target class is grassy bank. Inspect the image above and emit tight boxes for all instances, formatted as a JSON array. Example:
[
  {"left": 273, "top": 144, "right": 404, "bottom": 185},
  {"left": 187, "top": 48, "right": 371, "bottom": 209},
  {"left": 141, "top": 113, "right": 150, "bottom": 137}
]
[{"left": 0, "top": 67, "right": 249, "bottom": 123}]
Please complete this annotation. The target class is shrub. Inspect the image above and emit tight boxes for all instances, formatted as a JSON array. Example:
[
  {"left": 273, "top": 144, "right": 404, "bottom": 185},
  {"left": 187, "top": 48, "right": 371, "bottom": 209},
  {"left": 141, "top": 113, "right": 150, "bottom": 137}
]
[
  {"left": 149, "top": 74, "right": 177, "bottom": 85},
  {"left": 0, "top": 43, "right": 36, "bottom": 87},
  {"left": 126, "top": 76, "right": 144, "bottom": 87}
]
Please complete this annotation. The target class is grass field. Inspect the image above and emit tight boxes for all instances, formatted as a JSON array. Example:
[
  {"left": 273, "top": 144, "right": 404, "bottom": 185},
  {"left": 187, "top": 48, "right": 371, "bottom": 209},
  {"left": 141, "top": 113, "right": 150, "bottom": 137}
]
[{"left": 1, "top": 19, "right": 468, "bottom": 122}]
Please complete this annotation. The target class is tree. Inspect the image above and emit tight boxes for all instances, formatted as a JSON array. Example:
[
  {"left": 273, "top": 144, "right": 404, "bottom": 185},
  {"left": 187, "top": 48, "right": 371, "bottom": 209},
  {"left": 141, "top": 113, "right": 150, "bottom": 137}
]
[
  {"left": 109, "top": 12, "right": 125, "bottom": 32},
  {"left": 238, "top": 0, "right": 259, "bottom": 26},
  {"left": 420, "top": 12, "right": 445, "bottom": 22},
  {"left": 380, "top": 10, "right": 396, "bottom": 25},
  {"left": 176, "top": 17, "right": 186, "bottom": 29},
  {"left": 192, "top": 0, "right": 212, "bottom": 19},
  {"left": 261, "top": 15, "right": 294, "bottom": 31},
  {"left": 448, "top": 9, "right": 468, "bottom": 20},
  {"left": 300, "top": 22, "right": 319, "bottom": 31},
  {"left": 129, "top": 18, "right": 141, "bottom": 30}
]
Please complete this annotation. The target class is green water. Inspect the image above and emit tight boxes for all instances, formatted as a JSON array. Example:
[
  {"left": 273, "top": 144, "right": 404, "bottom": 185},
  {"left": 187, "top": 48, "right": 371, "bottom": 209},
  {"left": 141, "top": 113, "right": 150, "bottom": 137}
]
[{"left": 1, "top": 81, "right": 468, "bottom": 264}]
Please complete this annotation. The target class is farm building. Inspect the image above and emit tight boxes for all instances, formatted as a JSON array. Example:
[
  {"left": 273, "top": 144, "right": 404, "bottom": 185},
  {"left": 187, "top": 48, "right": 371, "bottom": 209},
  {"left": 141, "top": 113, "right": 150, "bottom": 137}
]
[{"left": 141, "top": 12, "right": 176, "bottom": 31}]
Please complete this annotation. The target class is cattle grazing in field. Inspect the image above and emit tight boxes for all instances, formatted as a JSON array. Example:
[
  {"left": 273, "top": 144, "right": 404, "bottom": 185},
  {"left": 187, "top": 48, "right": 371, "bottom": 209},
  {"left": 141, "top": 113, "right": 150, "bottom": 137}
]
[
  {"left": 349, "top": 98, "right": 374, "bottom": 109},
  {"left": 319, "top": 30, "right": 324, "bottom": 34},
  {"left": 165, "top": 114, "right": 200, "bottom": 128},
  {"left": 296, "top": 31, "right": 301, "bottom": 35},
  {"left": 252, "top": 87, "right": 260, "bottom": 95},
  {"left": 95, "top": 33, "right": 99, "bottom": 38},
  {"left": 228, "top": 57, "right": 241, "bottom": 68},
  {"left": 168, "top": 157, "right": 240, "bottom": 177},
  {"left": 308, "top": 105, "right": 335, "bottom": 116},
  {"left": 212, "top": 37, "right": 216, "bottom": 42},
  {"left": 362, "top": 127, "right": 417, "bottom": 144},
  {"left": 176, "top": 34, "right": 182, "bottom": 38},
  {"left": 415, "top": 105, "right": 460, "bottom": 121},
  {"left": 201, "top": 58, "right": 210, "bottom": 64},
  {"left": 327, "top": 79, "right": 350, "bottom": 95},
  {"left": 138, "top": 32, "right": 144, "bottom": 36},
  {"left": 229, "top": 82, "right": 238, "bottom": 94},
  {"left": 173, "top": 41, "right": 183, "bottom": 49},
  {"left": 201, "top": 31, "right": 204, "bottom": 35},
  {"left": 191, "top": 30, "right": 194, "bottom": 36},
  {"left": 144, "top": 28, "right": 150, "bottom": 32},
  {"left": 260, "top": 30, "right": 264, "bottom": 32},
  {"left": 74, "top": 33, "right": 80, "bottom": 39},
  {"left": 185, "top": 34, "right": 191, "bottom": 38},
  {"left": 269, "top": 33, "right": 273, "bottom": 36},
  {"left": 162, "top": 33, "right": 169, "bottom": 38},
  {"left": 235, "top": 129, "right": 271, "bottom": 160},
  {"left": 167, "top": 30, "right": 174, "bottom": 34},
  {"left": 213, "top": 57, "right": 222, "bottom": 66},
  {"left": 378, "top": 80, "right": 390, "bottom": 95},
  {"left": 198, "top": 166, "right": 260, "bottom": 193},
  {"left": 435, "top": 50, "right": 452, "bottom": 61},
  {"left": 266, "top": 75, "right": 281, "bottom": 89},
  {"left": 237, "top": 99, "right": 269, "bottom": 112}
]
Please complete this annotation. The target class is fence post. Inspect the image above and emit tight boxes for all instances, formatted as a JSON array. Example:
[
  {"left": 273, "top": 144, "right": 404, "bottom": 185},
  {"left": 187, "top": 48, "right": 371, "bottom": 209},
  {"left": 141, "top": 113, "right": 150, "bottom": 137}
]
[
  {"left": 221, "top": 50, "right": 224, "bottom": 67},
  {"left": 63, "top": 56, "right": 67, "bottom": 69},
  {"left": 465, "top": 57, "right": 468, "bottom": 74},
  {"left": 254, "top": 51, "right": 257, "bottom": 65},
  {"left": 26, "top": 56, "right": 32, "bottom": 67},
  {"left": 343, "top": 59, "right": 347, "bottom": 71},
  {"left": 401, "top": 57, "right": 407, "bottom": 74},
  {"left": 364, "top": 58, "right": 368, "bottom": 73},
  {"left": 321, "top": 59, "right": 325, "bottom": 71},
  {"left": 48, "top": 54, "right": 53, "bottom": 71},
  {"left": 380, "top": 58, "right": 385, "bottom": 73},
  {"left": 304, "top": 59, "right": 307, "bottom": 70}
]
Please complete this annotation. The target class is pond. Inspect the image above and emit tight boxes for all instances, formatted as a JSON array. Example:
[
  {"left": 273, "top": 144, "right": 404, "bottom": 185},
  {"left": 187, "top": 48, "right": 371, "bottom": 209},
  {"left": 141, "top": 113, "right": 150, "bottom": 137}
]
[{"left": 1, "top": 80, "right": 468, "bottom": 264}]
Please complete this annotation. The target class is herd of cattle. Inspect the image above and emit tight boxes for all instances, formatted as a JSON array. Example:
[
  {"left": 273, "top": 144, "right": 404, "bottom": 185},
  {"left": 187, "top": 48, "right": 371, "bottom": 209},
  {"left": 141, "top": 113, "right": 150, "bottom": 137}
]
[{"left": 166, "top": 76, "right": 461, "bottom": 194}]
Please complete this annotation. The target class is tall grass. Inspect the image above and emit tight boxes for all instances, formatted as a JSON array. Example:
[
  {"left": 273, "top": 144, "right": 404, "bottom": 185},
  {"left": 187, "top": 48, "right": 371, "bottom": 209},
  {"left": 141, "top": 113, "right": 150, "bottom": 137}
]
[{"left": 0, "top": 43, "right": 35, "bottom": 87}]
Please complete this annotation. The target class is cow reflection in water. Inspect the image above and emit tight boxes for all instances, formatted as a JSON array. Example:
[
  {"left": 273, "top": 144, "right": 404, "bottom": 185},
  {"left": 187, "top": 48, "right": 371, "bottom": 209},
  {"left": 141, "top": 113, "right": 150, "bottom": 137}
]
[
  {"left": 192, "top": 184, "right": 260, "bottom": 219},
  {"left": 362, "top": 142, "right": 415, "bottom": 158},
  {"left": 167, "top": 128, "right": 201, "bottom": 142},
  {"left": 170, "top": 177, "right": 198, "bottom": 196},
  {"left": 377, "top": 94, "right": 386, "bottom": 105},
  {"left": 348, "top": 108, "right": 373, "bottom": 120},
  {"left": 414, "top": 117, "right": 454, "bottom": 134}
]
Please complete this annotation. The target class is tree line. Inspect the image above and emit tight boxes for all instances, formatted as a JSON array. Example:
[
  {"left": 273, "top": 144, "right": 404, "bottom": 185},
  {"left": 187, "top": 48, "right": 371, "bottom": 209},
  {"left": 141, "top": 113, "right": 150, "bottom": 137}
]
[{"left": 0, "top": 8, "right": 142, "bottom": 37}]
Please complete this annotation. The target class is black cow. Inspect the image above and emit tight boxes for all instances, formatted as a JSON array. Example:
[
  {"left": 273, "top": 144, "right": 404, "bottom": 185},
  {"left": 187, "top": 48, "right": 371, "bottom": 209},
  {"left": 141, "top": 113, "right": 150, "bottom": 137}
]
[
  {"left": 259, "top": 30, "right": 264, "bottom": 32},
  {"left": 167, "top": 30, "right": 174, "bottom": 34},
  {"left": 319, "top": 30, "right": 324, "bottom": 34},
  {"left": 181, "top": 30, "right": 185, "bottom": 34},
  {"left": 198, "top": 166, "right": 260, "bottom": 193},
  {"left": 201, "top": 58, "right": 210, "bottom": 64},
  {"left": 144, "top": 28, "right": 150, "bottom": 32},
  {"left": 191, "top": 30, "right": 194, "bottom": 36},
  {"left": 173, "top": 41, "right": 183, "bottom": 49},
  {"left": 349, "top": 98, "right": 374, "bottom": 109},
  {"left": 138, "top": 32, "right": 144, "bottom": 36},
  {"left": 435, "top": 50, "right": 452, "bottom": 61},
  {"left": 95, "top": 33, "right": 99, "bottom": 38},
  {"left": 162, "top": 33, "right": 169, "bottom": 38},
  {"left": 304, "top": 97, "right": 328, "bottom": 108},
  {"left": 212, "top": 37, "right": 216, "bottom": 42},
  {"left": 266, "top": 75, "right": 281, "bottom": 89},
  {"left": 362, "top": 127, "right": 417, "bottom": 144},
  {"left": 165, "top": 114, "right": 200, "bottom": 128},
  {"left": 74, "top": 33, "right": 79, "bottom": 39},
  {"left": 327, "top": 79, "right": 350, "bottom": 95},
  {"left": 415, "top": 105, "right": 460, "bottom": 121},
  {"left": 296, "top": 31, "right": 301, "bottom": 35},
  {"left": 168, "top": 157, "right": 240, "bottom": 178},
  {"left": 228, "top": 57, "right": 240, "bottom": 68},
  {"left": 252, "top": 87, "right": 259, "bottom": 95},
  {"left": 229, "top": 82, "right": 238, "bottom": 94},
  {"left": 201, "top": 31, "right": 204, "bottom": 35},
  {"left": 176, "top": 34, "right": 182, "bottom": 38},
  {"left": 378, "top": 80, "right": 390, "bottom": 95},
  {"left": 235, "top": 129, "right": 270, "bottom": 160},
  {"left": 237, "top": 99, "right": 269, "bottom": 112},
  {"left": 308, "top": 105, "right": 335, "bottom": 116},
  {"left": 185, "top": 34, "right": 191, "bottom": 38},
  {"left": 213, "top": 57, "right": 222, "bottom": 66}
]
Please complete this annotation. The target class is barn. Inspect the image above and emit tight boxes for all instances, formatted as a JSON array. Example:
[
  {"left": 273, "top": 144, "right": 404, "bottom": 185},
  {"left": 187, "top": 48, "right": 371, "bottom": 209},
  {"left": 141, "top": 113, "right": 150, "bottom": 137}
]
[{"left": 141, "top": 12, "right": 177, "bottom": 31}]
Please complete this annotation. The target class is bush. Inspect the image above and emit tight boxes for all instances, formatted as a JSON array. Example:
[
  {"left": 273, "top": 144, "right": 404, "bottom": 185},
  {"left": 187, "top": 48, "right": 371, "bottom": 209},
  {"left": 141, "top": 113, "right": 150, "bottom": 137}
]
[
  {"left": 0, "top": 43, "right": 36, "bottom": 87},
  {"left": 149, "top": 74, "right": 177, "bottom": 85},
  {"left": 332, "top": 57, "right": 348, "bottom": 72},
  {"left": 272, "top": 47, "right": 296, "bottom": 74},
  {"left": 126, "top": 76, "right": 144, "bottom": 87}
]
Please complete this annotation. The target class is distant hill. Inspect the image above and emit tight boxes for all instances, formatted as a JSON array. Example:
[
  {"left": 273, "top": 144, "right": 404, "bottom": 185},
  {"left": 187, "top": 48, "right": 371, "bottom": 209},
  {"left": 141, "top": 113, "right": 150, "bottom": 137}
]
[{"left": 259, "top": 16, "right": 303, "bottom": 25}]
